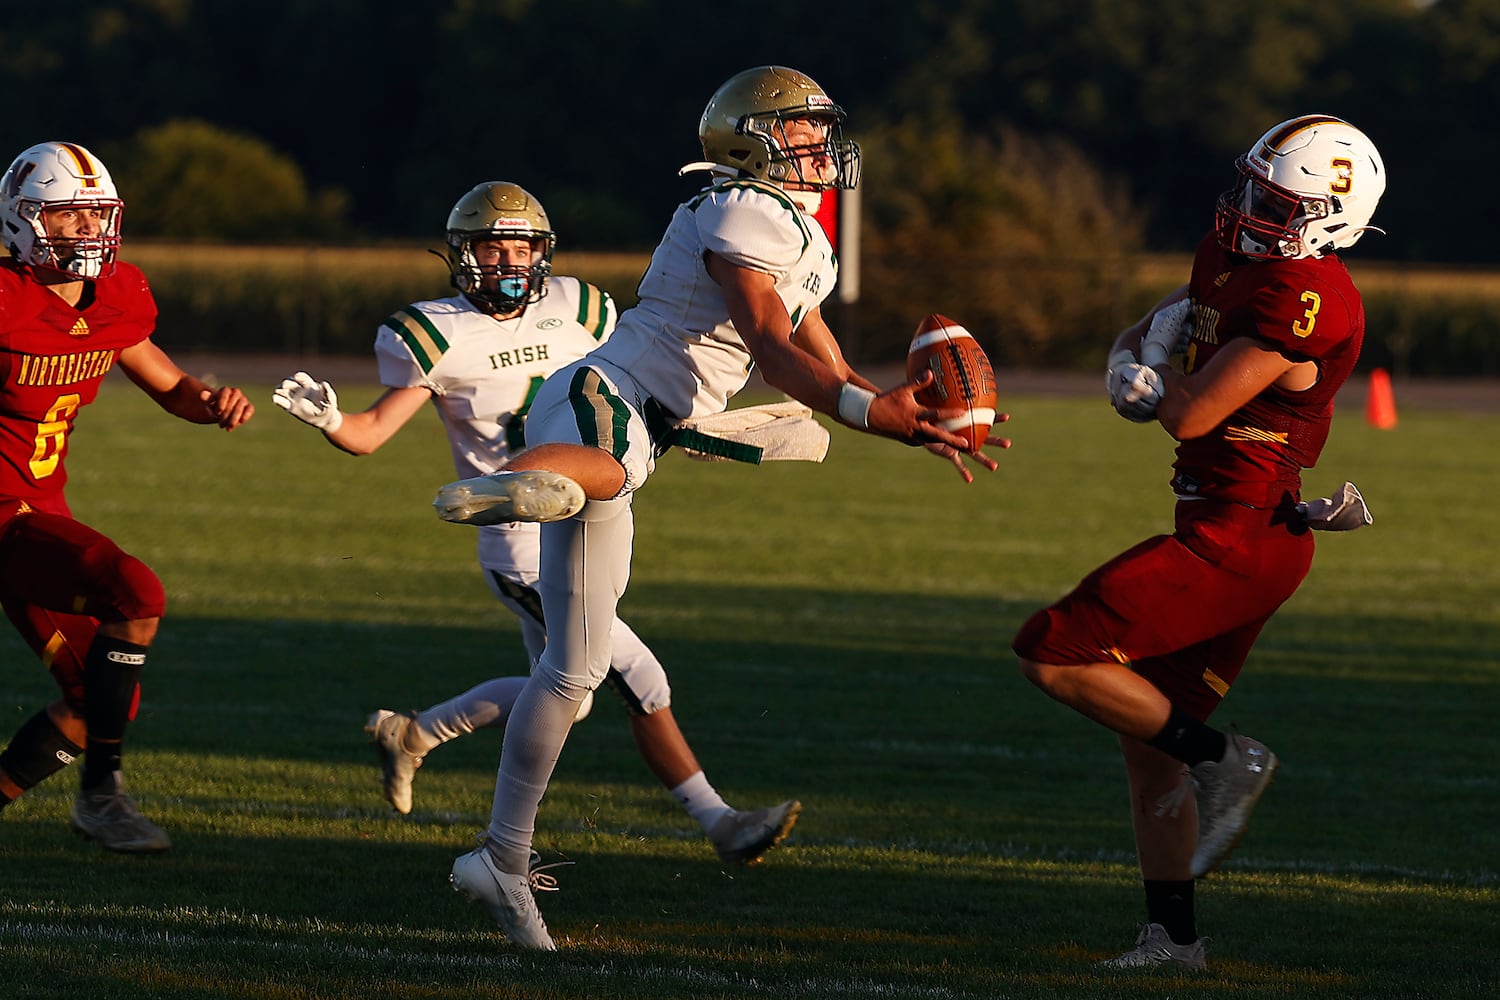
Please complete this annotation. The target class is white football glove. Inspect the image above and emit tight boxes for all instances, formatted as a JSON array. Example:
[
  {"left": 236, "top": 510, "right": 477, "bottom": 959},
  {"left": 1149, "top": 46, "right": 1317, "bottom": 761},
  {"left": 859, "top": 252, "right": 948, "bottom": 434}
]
[
  {"left": 1140, "top": 298, "right": 1194, "bottom": 369},
  {"left": 273, "top": 371, "right": 343, "bottom": 433},
  {"left": 1297, "top": 481, "right": 1373, "bottom": 531},
  {"left": 1109, "top": 362, "right": 1163, "bottom": 422},
  {"left": 1105, "top": 349, "right": 1137, "bottom": 395}
]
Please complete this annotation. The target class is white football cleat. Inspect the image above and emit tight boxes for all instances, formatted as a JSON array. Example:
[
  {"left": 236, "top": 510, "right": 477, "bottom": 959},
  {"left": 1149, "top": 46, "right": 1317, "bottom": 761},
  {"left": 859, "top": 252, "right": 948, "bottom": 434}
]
[
  {"left": 70, "top": 771, "right": 172, "bottom": 854},
  {"left": 708, "top": 799, "right": 801, "bottom": 864},
  {"left": 1098, "top": 923, "right": 1208, "bottom": 970},
  {"left": 1190, "top": 732, "right": 1278, "bottom": 877},
  {"left": 433, "top": 470, "right": 585, "bottom": 525},
  {"left": 364, "top": 709, "right": 424, "bottom": 815},
  {"left": 450, "top": 843, "right": 559, "bottom": 950}
]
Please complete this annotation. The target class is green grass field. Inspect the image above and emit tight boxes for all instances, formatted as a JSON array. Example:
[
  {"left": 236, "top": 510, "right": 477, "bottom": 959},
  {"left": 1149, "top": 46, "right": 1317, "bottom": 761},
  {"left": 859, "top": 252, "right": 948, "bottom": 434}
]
[{"left": 1, "top": 376, "right": 1496, "bottom": 999}]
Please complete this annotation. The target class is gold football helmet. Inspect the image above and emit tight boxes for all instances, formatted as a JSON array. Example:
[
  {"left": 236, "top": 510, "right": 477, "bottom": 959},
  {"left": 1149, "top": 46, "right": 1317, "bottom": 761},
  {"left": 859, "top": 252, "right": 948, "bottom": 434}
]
[
  {"left": 444, "top": 181, "right": 555, "bottom": 315},
  {"left": 689, "top": 66, "right": 860, "bottom": 190}
]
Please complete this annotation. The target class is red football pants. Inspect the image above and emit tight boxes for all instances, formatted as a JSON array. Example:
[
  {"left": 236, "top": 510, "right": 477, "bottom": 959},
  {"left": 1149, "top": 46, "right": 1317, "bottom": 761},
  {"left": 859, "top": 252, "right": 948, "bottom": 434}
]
[
  {"left": 1013, "top": 499, "right": 1314, "bottom": 720},
  {"left": 0, "top": 501, "right": 164, "bottom": 714}
]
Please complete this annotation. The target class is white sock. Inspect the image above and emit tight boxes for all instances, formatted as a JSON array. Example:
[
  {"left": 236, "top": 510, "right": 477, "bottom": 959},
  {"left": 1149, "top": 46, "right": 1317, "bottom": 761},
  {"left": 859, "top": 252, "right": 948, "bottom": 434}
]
[
  {"left": 670, "top": 771, "right": 731, "bottom": 830},
  {"left": 486, "top": 676, "right": 582, "bottom": 873},
  {"left": 412, "top": 676, "right": 527, "bottom": 753}
]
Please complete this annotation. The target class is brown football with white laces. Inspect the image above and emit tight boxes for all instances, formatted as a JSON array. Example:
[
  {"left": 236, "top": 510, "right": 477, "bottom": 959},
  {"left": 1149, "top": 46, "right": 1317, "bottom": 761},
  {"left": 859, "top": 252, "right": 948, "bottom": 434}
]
[{"left": 905, "top": 313, "right": 998, "bottom": 452}]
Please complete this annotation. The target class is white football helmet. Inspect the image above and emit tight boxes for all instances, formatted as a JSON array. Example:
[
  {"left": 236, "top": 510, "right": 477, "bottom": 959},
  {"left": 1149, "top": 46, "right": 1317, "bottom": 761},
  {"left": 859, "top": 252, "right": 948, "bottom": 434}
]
[
  {"left": 685, "top": 65, "right": 861, "bottom": 191},
  {"left": 1215, "top": 115, "right": 1385, "bottom": 260},
  {"left": 0, "top": 141, "right": 123, "bottom": 279},
  {"left": 443, "top": 181, "right": 555, "bottom": 316}
]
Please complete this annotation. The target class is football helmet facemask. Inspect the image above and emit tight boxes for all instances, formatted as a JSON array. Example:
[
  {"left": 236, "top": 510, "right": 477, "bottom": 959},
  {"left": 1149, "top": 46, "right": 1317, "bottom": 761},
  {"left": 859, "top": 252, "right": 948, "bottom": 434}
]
[
  {"left": 1215, "top": 115, "right": 1386, "bottom": 260},
  {"left": 444, "top": 181, "right": 555, "bottom": 316},
  {"left": 0, "top": 141, "right": 123, "bottom": 279},
  {"left": 685, "top": 65, "right": 861, "bottom": 191}
]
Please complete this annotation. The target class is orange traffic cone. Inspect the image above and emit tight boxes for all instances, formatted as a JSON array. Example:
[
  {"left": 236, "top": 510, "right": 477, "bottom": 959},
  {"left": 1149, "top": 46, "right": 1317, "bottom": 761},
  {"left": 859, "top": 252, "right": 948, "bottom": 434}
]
[{"left": 1366, "top": 368, "right": 1397, "bottom": 429}]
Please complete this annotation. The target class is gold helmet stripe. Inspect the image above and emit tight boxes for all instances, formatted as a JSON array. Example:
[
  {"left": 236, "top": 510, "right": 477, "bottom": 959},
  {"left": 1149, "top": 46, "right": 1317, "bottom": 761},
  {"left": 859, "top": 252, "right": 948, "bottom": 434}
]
[
  {"left": 57, "top": 142, "right": 101, "bottom": 188},
  {"left": 1257, "top": 115, "right": 1344, "bottom": 159}
]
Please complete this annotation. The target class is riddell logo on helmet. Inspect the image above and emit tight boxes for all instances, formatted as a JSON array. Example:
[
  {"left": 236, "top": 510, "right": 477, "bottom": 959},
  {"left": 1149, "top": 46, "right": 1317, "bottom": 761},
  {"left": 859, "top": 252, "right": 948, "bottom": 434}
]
[
  {"left": 492, "top": 217, "right": 529, "bottom": 229},
  {"left": 807, "top": 95, "right": 834, "bottom": 109},
  {"left": 107, "top": 650, "right": 146, "bottom": 666}
]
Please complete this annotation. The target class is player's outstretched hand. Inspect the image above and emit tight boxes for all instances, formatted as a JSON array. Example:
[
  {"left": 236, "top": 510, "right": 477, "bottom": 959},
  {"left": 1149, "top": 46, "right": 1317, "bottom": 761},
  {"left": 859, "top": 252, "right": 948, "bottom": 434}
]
[
  {"left": 863, "top": 371, "right": 972, "bottom": 451},
  {"left": 865, "top": 371, "right": 1010, "bottom": 483},
  {"left": 201, "top": 386, "right": 255, "bottom": 430},
  {"left": 273, "top": 371, "right": 344, "bottom": 433},
  {"left": 924, "top": 414, "right": 1011, "bottom": 483}
]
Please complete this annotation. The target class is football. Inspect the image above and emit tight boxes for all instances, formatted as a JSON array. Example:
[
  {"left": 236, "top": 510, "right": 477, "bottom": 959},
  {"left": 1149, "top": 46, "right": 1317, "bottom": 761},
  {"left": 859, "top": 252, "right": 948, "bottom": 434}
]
[{"left": 905, "top": 313, "right": 999, "bottom": 452}]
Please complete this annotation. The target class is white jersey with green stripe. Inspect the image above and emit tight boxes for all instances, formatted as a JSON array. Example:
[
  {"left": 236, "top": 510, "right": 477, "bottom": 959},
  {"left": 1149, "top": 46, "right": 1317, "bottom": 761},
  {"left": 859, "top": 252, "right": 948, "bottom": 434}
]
[
  {"left": 375, "top": 276, "right": 616, "bottom": 481},
  {"left": 590, "top": 178, "right": 837, "bottom": 421}
]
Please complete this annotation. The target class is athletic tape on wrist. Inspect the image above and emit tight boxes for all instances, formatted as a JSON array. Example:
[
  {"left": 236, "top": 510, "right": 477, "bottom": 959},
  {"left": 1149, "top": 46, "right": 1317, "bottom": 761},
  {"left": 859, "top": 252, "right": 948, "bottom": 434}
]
[{"left": 837, "top": 383, "right": 875, "bottom": 429}]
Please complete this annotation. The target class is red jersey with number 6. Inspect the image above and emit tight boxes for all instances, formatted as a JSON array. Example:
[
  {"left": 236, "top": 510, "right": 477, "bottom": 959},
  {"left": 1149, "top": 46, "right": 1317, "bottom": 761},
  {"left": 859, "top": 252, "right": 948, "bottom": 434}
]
[
  {"left": 1173, "top": 232, "right": 1364, "bottom": 507},
  {"left": 0, "top": 258, "right": 157, "bottom": 503}
]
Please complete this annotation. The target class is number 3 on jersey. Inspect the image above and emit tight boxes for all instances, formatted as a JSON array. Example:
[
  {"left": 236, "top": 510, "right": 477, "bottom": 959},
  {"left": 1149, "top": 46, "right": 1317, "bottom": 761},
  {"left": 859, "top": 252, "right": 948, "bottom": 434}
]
[
  {"left": 30, "top": 393, "right": 80, "bottom": 479},
  {"left": 1292, "top": 290, "right": 1321, "bottom": 338}
]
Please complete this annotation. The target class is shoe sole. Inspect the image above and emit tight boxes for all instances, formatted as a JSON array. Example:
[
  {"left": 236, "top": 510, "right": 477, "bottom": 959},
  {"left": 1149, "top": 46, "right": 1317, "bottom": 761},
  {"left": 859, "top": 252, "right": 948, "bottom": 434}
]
[
  {"left": 1098, "top": 952, "right": 1208, "bottom": 971},
  {"left": 1191, "top": 754, "right": 1278, "bottom": 877},
  {"left": 718, "top": 800, "right": 802, "bottom": 865},
  {"left": 433, "top": 471, "right": 585, "bottom": 525},
  {"left": 69, "top": 820, "right": 172, "bottom": 854}
]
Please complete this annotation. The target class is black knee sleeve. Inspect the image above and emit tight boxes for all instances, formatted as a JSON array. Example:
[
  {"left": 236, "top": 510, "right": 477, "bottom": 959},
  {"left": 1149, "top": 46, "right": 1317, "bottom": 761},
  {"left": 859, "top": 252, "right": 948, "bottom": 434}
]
[{"left": 0, "top": 710, "right": 84, "bottom": 791}]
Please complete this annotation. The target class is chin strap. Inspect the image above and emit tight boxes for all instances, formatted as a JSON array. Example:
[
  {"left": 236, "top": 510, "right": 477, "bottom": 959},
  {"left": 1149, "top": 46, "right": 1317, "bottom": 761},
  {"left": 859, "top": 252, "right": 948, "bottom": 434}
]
[{"left": 678, "top": 161, "right": 739, "bottom": 178}]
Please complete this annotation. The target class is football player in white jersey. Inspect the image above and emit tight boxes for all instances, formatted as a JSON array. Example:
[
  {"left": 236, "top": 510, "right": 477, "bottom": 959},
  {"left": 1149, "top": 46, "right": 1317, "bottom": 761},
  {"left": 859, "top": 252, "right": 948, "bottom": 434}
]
[
  {"left": 272, "top": 181, "right": 800, "bottom": 867},
  {"left": 434, "top": 68, "right": 1010, "bottom": 949}
]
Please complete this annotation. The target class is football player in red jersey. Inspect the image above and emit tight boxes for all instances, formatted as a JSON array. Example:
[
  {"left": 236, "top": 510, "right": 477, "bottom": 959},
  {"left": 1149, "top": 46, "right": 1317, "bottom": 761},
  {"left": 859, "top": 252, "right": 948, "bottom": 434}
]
[
  {"left": 0, "top": 141, "right": 254, "bottom": 852},
  {"left": 1013, "top": 116, "right": 1385, "bottom": 969}
]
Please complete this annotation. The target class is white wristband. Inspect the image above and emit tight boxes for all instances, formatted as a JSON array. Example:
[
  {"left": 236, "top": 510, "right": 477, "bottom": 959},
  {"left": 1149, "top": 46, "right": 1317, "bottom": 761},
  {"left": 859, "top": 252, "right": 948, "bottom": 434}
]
[{"left": 836, "top": 382, "right": 875, "bottom": 429}]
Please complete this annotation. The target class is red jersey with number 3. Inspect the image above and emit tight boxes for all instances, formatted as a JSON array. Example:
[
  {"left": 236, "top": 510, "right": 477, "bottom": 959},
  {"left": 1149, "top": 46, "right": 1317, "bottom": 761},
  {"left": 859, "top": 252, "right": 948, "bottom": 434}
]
[
  {"left": 1174, "top": 233, "right": 1364, "bottom": 506},
  {"left": 0, "top": 258, "right": 157, "bottom": 503}
]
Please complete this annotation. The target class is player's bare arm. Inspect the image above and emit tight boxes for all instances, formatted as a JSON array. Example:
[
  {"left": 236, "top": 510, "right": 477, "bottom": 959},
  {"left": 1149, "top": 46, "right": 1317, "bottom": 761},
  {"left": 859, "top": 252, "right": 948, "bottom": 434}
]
[
  {"left": 327, "top": 385, "right": 431, "bottom": 456},
  {"left": 784, "top": 308, "right": 868, "bottom": 385},
  {"left": 273, "top": 376, "right": 432, "bottom": 455},
  {"left": 705, "top": 250, "right": 971, "bottom": 454},
  {"left": 117, "top": 340, "right": 254, "bottom": 430},
  {"left": 1153, "top": 337, "right": 1302, "bottom": 439}
]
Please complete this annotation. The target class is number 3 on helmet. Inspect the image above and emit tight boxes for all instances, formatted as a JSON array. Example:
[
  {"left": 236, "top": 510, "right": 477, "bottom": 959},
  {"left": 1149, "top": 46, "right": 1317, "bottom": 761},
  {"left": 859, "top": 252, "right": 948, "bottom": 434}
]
[
  {"left": 1214, "top": 115, "right": 1386, "bottom": 261},
  {"left": 0, "top": 140, "right": 124, "bottom": 280}
]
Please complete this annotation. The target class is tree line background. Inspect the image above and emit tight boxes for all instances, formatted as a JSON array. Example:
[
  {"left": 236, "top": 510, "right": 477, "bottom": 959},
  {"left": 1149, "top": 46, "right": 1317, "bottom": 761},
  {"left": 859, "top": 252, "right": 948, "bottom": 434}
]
[{"left": 3, "top": 0, "right": 1494, "bottom": 370}]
